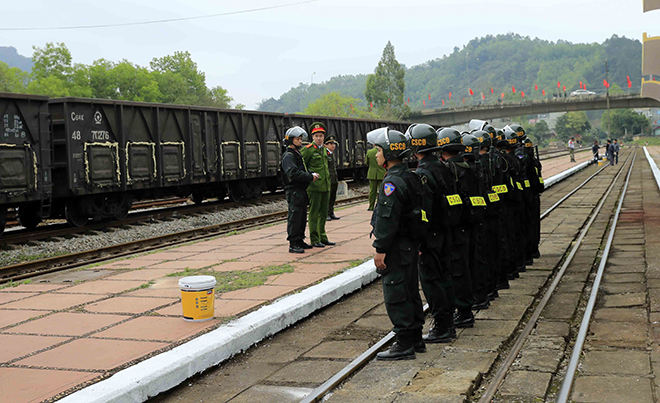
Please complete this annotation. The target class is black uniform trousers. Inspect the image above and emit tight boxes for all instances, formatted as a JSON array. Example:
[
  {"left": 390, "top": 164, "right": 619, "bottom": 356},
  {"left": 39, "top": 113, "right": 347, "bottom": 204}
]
[
  {"left": 285, "top": 188, "right": 308, "bottom": 243},
  {"left": 381, "top": 239, "right": 425, "bottom": 346},
  {"left": 448, "top": 225, "right": 474, "bottom": 312},
  {"left": 470, "top": 221, "right": 490, "bottom": 304},
  {"left": 418, "top": 230, "right": 454, "bottom": 330},
  {"left": 328, "top": 182, "right": 338, "bottom": 216}
]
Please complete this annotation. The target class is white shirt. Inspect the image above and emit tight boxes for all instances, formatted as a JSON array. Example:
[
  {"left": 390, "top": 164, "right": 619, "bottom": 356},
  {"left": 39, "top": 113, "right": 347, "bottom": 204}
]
[{"left": 568, "top": 140, "right": 575, "bottom": 149}]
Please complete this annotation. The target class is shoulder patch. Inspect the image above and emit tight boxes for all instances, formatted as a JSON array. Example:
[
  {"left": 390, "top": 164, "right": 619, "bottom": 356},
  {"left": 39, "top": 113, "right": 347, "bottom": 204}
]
[
  {"left": 419, "top": 175, "right": 428, "bottom": 185},
  {"left": 305, "top": 144, "right": 314, "bottom": 148},
  {"left": 383, "top": 182, "right": 396, "bottom": 196}
]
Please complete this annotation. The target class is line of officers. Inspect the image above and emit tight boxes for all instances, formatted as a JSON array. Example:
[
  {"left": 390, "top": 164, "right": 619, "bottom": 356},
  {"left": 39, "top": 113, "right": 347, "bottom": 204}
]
[{"left": 368, "top": 120, "right": 545, "bottom": 361}]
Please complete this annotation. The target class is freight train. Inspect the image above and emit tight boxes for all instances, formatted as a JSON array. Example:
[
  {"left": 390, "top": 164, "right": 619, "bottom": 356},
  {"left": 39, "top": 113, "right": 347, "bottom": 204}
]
[{"left": 0, "top": 93, "right": 408, "bottom": 235}]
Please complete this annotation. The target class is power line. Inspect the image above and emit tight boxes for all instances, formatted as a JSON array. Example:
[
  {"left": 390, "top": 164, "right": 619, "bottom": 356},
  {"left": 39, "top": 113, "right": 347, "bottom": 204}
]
[{"left": 0, "top": 0, "right": 319, "bottom": 31}]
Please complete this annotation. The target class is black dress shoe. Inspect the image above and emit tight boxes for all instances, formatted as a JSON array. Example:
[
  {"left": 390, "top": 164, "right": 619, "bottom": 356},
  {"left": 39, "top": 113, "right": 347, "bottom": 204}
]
[
  {"left": 414, "top": 340, "right": 426, "bottom": 353},
  {"left": 376, "top": 342, "right": 416, "bottom": 361},
  {"left": 312, "top": 242, "right": 325, "bottom": 248},
  {"left": 329, "top": 213, "right": 340, "bottom": 220},
  {"left": 322, "top": 241, "right": 336, "bottom": 246},
  {"left": 472, "top": 300, "right": 490, "bottom": 310},
  {"left": 488, "top": 290, "right": 499, "bottom": 301},
  {"left": 525, "top": 258, "right": 534, "bottom": 266},
  {"left": 518, "top": 265, "right": 527, "bottom": 273},
  {"left": 326, "top": 216, "right": 332, "bottom": 221},
  {"left": 423, "top": 327, "right": 455, "bottom": 343},
  {"left": 453, "top": 310, "right": 475, "bottom": 328},
  {"left": 289, "top": 245, "right": 304, "bottom": 254},
  {"left": 507, "top": 272, "right": 520, "bottom": 280},
  {"left": 299, "top": 241, "right": 313, "bottom": 250},
  {"left": 495, "top": 282, "right": 510, "bottom": 290},
  {"left": 532, "top": 251, "right": 541, "bottom": 259}
]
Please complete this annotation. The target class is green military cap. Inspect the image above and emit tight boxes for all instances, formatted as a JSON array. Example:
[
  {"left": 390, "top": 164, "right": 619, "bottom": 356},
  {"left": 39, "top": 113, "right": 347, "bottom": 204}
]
[
  {"left": 324, "top": 134, "right": 338, "bottom": 144},
  {"left": 310, "top": 122, "right": 327, "bottom": 135}
]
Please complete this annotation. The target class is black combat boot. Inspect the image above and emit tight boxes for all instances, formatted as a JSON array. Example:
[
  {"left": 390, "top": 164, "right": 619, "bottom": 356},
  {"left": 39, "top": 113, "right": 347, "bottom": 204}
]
[
  {"left": 495, "top": 281, "right": 510, "bottom": 290},
  {"left": 298, "top": 241, "right": 313, "bottom": 250},
  {"left": 414, "top": 340, "right": 426, "bottom": 353},
  {"left": 376, "top": 341, "right": 416, "bottom": 361},
  {"left": 289, "top": 243, "right": 304, "bottom": 254},
  {"left": 453, "top": 310, "right": 475, "bottom": 328},
  {"left": 488, "top": 290, "right": 499, "bottom": 301},
  {"left": 423, "top": 326, "right": 456, "bottom": 343},
  {"left": 472, "top": 299, "right": 490, "bottom": 310},
  {"left": 329, "top": 213, "right": 340, "bottom": 220}
]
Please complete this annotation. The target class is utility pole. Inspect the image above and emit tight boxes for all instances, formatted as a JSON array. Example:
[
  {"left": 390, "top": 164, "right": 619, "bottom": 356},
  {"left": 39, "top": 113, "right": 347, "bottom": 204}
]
[{"left": 606, "top": 60, "right": 611, "bottom": 138}]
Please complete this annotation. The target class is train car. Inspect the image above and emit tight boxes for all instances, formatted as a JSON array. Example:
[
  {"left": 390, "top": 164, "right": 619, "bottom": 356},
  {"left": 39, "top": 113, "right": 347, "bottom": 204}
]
[
  {"left": 0, "top": 93, "right": 51, "bottom": 233},
  {"left": 0, "top": 93, "right": 410, "bottom": 235}
]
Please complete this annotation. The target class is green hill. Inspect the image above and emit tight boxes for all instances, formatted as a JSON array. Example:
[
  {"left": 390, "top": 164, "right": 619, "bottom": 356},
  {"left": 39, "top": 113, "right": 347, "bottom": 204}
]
[
  {"left": 257, "top": 33, "right": 641, "bottom": 113},
  {"left": 0, "top": 46, "right": 33, "bottom": 72}
]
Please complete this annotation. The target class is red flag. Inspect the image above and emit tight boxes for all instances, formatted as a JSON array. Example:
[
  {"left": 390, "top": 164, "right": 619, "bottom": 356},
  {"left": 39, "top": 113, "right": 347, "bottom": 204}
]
[
  {"left": 408, "top": 97, "right": 410, "bottom": 103},
  {"left": 584, "top": 84, "right": 587, "bottom": 90},
  {"left": 442, "top": 99, "right": 445, "bottom": 106},
  {"left": 490, "top": 87, "right": 494, "bottom": 93},
  {"left": 563, "top": 85, "right": 566, "bottom": 92},
  {"left": 370, "top": 102, "right": 373, "bottom": 108},
  {"left": 603, "top": 79, "right": 609, "bottom": 88},
  {"left": 521, "top": 91, "right": 525, "bottom": 98},
  {"left": 627, "top": 75, "right": 632, "bottom": 88},
  {"left": 542, "top": 89, "right": 546, "bottom": 95},
  {"left": 512, "top": 86, "right": 516, "bottom": 93},
  {"left": 469, "top": 88, "right": 474, "bottom": 96},
  {"left": 428, "top": 93, "right": 431, "bottom": 100},
  {"left": 535, "top": 84, "right": 538, "bottom": 90},
  {"left": 580, "top": 81, "right": 583, "bottom": 89},
  {"left": 423, "top": 100, "right": 426, "bottom": 107},
  {"left": 388, "top": 98, "right": 391, "bottom": 104},
  {"left": 449, "top": 92, "right": 452, "bottom": 99},
  {"left": 462, "top": 98, "right": 465, "bottom": 103},
  {"left": 501, "top": 92, "right": 505, "bottom": 99},
  {"left": 557, "top": 81, "right": 561, "bottom": 89},
  {"left": 481, "top": 92, "right": 485, "bottom": 100}
]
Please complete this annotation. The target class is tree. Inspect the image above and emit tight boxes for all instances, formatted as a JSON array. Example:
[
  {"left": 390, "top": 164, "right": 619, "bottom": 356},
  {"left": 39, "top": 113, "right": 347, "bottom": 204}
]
[
  {"left": 554, "top": 111, "right": 591, "bottom": 142},
  {"left": 365, "top": 41, "right": 409, "bottom": 120},
  {"left": 0, "top": 61, "right": 29, "bottom": 92},
  {"left": 601, "top": 109, "right": 650, "bottom": 136},
  {"left": 150, "top": 51, "right": 209, "bottom": 105},
  {"left": 528, "top": 120, "right": 551, "bottom": 146},
  {"left": 304, "top": 92, "right": 378, "bottom": 118}
]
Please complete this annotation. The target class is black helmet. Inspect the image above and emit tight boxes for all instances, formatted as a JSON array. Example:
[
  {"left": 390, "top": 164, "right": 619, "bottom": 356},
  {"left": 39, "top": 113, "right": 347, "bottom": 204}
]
[
  {"left": 461, "top": 133, "right": 480, "bottom": 159},
  {"left": 503, "top": 127, "right": 520, "bottom": 148},
  {"left": 522, "top": 138, "right": 534, "bottom": 149},
  {"left": 436, "top": 127, "right": 465, "bottom": 153},
  {"left": 405, "top": 123, "right": 439, "bottom": 154},
  {"left": 483, "top": 124, "right": 496, "bottom": 140},
  {"left": 284, "top": 126, "right": 308, "bottom": 147},
  {"left": 494, "top": 128, "right": 507, "bottom": 147},
  {"left": 507, "top": 124, "right": 526, "bottom": 141},
  {"left": 472, "top": 129, "right": 492, "bottom": 149},
  {"left": 468, "top": 119, "right": 488, "bottom": 131},
  {"left": 367, "top": 127, "right": 411, "bottom": 161}
]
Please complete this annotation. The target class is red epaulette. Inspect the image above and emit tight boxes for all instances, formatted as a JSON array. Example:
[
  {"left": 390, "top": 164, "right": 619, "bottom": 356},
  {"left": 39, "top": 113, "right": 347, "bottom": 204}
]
[{"left": 306, "top": 143, "right": 314, "bottom": 148}]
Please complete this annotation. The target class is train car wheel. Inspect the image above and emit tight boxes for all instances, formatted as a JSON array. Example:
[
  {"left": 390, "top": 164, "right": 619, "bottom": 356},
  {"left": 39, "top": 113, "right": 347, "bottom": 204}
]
[
  {"left": 18, "top": 204, "right": 42, "bottom": 229},
  {"left": 65, "top": 200, "right": 89, "bottom": 227},
  {"left": 0, "top": 207, "right": 6, "bottom": 235}
]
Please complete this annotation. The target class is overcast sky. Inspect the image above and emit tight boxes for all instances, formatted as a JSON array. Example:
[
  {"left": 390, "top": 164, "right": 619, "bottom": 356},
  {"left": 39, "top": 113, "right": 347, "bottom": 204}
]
[{"left": 3, "top": 0, "right": 656, "bottom": 108}]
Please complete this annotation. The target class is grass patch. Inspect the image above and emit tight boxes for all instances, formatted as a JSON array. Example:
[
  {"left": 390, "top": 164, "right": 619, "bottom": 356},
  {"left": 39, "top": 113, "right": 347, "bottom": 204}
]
[
  {"left": 0, "top": 279, "right": 32, "bottom": 290},
  {"left": 4, "top": 251, "right": 67, "bottom": 266},
  {"left": 631, "top": 137, "right": 660, "bottom": 146},
  {"left": 167, "top": 263, "right": 294, "bottom": 293}
]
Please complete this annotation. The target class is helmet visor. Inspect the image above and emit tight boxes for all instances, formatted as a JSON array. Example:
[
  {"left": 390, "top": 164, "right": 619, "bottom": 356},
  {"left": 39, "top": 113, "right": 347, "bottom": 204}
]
[
  {"left": 285, "top": 126, "right": 308, "bottom": 142},
  {"left": 367, "top": 127, "right": 389, "bottom": 146},
  {"left": 469, "top": 119, "right": 488, "bottom": 131}
]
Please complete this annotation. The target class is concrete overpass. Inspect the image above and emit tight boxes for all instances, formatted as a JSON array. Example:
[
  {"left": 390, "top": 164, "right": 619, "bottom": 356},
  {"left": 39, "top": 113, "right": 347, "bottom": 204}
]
[{"left": 410, "top": 93, "right": 660, "bottom": 126}]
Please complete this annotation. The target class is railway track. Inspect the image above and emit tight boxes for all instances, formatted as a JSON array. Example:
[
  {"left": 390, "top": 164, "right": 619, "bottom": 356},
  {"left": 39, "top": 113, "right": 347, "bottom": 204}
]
[
  {"left": 0, "top": 194, "right": 369, "bottom": 284},
  {"left": 296, "top": 149, "right": 633, "bottom": 403}
]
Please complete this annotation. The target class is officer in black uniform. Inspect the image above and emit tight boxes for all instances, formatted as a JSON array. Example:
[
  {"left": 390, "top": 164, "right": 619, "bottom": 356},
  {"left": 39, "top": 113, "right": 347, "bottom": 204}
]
[
  {"left": 460, "top": 133, "right": 490, "bottom": 310},
  {"left": 406, "top": 123, "right": 456, "bottom": 343},
  {"left": 521, "top": 136, "right": 544, "bottom": 261},
  {"left": 501, "top": 126, "right": 526, "bottom": 278},
  {"left": 369, "top": 127, "right": 426, "bottom": 361},
  {"left": 281, "top": 126, "right": 319, "bottom": 253},
  {"left": 436, "top": 128, "right": 475, "bottom": 328}
]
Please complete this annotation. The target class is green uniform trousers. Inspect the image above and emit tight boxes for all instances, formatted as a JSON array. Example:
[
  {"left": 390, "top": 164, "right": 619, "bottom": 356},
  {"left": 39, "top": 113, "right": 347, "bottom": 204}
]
[
  {"left": 307, "top": 190, "right": 330, "bottom": 244},
  {"left": 368, "top": 179, "right": 381, "bottom": 210}
]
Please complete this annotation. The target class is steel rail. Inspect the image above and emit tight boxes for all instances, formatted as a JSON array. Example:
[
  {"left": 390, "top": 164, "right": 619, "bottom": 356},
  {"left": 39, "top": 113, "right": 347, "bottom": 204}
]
[
  {"left": 477, "top": 147, "right": 636, "bottom": 403},
  {"left": 301, "top": 150, "right": 633, "bottom": 403},
  {"left": 0, "top": 195, "right": 369, "bottom": 284},
  {"left": 540, "top": 150, "right": 632, "bottom": 219},
  {"left": 556, "top": 149, "right": 637, "bottom": 403}
]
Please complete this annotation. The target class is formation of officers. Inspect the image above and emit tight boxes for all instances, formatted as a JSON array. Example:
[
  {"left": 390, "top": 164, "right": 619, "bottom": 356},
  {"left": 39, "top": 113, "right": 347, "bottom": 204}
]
[{"left": 281, "top": 119, "right": 544, "bottom": 362}]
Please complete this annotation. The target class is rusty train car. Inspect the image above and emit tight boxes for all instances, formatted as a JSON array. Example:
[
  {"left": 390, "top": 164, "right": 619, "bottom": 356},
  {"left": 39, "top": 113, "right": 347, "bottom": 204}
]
[{"left": 0, "top": 93, "right": 407, "bottom": 235}]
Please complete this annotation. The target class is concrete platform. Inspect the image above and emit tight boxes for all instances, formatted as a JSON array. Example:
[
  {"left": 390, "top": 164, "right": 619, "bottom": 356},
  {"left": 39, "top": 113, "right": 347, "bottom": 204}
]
[{"left": 0, "top": 155, "right": 594, "bottom": 403}]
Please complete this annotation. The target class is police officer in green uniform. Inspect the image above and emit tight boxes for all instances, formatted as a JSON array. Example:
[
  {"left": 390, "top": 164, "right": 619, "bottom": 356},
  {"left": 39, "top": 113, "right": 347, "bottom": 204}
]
[
  {"left": 281, "top": 126, "right": 319, "bottom": 253},
  {"left": 369, "top": 127, "right": 426, "bottom": 361},
  {"left": 325, "top": 135, "right": 341, "bottom": 221},
  {"left": 301, "top": 122, "right": 335, "bottom": 247},
  {"left": 367, "top": 145, "right": 386, "bottom": 211},
  {"left": 406, "top": 123, "right": 456, "bottom": 343}
]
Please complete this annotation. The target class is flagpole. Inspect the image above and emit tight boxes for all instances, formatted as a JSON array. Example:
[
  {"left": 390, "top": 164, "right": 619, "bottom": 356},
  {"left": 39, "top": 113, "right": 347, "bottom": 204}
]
[{"left": 606, "top": 60, "right": 611, "bottom": 138}]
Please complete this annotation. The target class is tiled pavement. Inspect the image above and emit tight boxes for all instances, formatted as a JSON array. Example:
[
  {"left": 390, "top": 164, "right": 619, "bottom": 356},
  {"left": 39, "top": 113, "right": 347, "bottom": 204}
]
[{"left": 0, "top": 204, "right": 374, "bottom": 403}]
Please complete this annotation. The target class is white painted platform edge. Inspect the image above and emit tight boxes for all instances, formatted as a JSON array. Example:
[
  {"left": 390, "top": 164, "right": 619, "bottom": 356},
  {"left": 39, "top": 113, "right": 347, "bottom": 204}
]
[
  {"left": 544, "top": 160, "right": 592, "bottom": 189},
  {"left": 59, "top": 260, "right": 379, "bottom": 403},
  {"left": 644, "top": 146, "right": 660, "bottom": 190}
]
